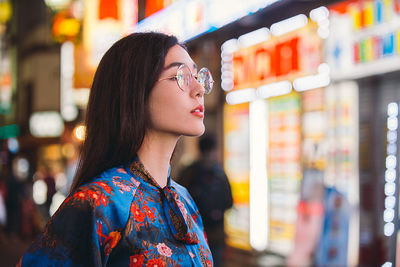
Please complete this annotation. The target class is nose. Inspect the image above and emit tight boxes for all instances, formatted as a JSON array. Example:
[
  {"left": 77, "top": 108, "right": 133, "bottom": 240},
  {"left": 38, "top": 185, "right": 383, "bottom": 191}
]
[{"left": 190, "top": 76, "right": 205, "bottom": 98}]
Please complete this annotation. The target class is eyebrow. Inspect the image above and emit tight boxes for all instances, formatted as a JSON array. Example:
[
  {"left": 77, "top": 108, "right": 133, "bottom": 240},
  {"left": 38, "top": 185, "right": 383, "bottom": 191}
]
[{"left": 163, "top": 62, "right": 198, "bottom": 72}]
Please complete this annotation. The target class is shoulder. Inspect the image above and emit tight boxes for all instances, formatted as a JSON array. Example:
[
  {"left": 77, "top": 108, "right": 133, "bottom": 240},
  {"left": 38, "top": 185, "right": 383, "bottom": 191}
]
[
  {"left": 171, "top": 179, "right": 190, "bottom": 198},
  {"left": 97, "top": 166, "right": 141, "bottom": 189},
  {"left": 22, "top": 167, "right": 139, "bottom": 266},
  {"left": 66, "top": 166, "right": 141, "bottom": 225}
]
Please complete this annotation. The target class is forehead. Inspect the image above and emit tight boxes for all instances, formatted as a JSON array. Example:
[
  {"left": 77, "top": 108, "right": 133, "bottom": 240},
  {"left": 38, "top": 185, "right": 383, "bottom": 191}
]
[{"left": 164, "top": 45, "right": 196, "bottom": 70}]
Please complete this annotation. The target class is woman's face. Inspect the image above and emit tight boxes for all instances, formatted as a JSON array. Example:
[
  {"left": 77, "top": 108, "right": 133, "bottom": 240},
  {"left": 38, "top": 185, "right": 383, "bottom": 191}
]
[{"left": 147, "top": 44, "right": 206, "bottom": 137}]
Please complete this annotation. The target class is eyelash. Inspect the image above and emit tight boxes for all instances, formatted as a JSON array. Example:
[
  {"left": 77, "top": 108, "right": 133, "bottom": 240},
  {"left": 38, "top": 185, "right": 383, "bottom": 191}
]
[{"left": 168, "top": 74, "right": 198, "bottom": 81}]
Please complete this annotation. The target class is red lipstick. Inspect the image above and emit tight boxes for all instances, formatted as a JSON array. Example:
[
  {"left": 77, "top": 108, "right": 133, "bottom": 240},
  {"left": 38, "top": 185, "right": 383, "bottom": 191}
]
[{"left": 191, "top": 105, "right": 204, "bottom": 118}]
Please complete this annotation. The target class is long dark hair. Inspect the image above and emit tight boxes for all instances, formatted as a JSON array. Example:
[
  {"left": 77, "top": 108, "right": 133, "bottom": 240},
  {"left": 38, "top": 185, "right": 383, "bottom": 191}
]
[{"left": 70, "top": 32, "right": 180, "bottom": 192}]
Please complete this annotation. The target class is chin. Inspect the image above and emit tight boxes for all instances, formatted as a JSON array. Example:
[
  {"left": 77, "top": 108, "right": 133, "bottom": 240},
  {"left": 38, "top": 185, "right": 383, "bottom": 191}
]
[{"left": 183, "top": 125, "right": 205, "bottom": 137}]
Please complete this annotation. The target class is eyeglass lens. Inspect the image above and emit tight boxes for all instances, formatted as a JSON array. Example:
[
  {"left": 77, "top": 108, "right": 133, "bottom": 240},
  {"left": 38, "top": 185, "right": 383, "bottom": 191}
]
[
  {"left": 177, "top": 65, "right": 213, "bottom": 94},
  {"left": 198, "top": 68, "right": 213, "bottom": 94}
]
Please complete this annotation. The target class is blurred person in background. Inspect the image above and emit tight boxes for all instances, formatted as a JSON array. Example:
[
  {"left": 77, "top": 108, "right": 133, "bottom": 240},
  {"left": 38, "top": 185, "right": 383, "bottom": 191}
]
[
  {"left": 4, "top": 155, "right": 23, "bottom": 240},
  {"left": 0, "top": 152, "right": 9, "bottom": 238},
  {"left": 178, "top": 135, "right": 233, "bottom": 267},
  {"left": 19, "top": 31, "right": 215, "bottom": 266},
  {"left": 42, "top": 164, "right": 56, "bottom": 219},
  {"left": 61, "top": 146, "right": 79, "bottom": 196},
  {"left": 0, "top": 177, "right": 6, "bottom": 229}
]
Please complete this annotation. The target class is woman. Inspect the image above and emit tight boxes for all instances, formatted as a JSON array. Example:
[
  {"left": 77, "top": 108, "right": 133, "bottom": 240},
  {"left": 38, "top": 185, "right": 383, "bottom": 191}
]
[{"left": 19, "top": 32, "right": 214, "bottom": 266}]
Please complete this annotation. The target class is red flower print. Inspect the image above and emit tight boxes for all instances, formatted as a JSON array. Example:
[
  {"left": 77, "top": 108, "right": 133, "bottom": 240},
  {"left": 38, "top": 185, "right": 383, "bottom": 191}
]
[
  {"left": 113, "top": 180, "right": 132, "bottom": 193},
  {"left": 131, "top": 177, "right": 140, "bottom": 186},
  {"left": 130, "top": 254, "right": 144, "bottom": 267},
  {"left": 108, "top": 231, "right": 121, "bottom": 248},
  {"left": 191, "top": 213, "right": 199, "bottom": 223},
  {"left": 73, "top": 191, "right": 87, "bottom": 201},
  {"left": 93, "top": 181, "right": 112, "bottom": 193},
  {"left": 131, "top": 204, "right": 145, "bottom": 222},
  {"left": 146, "top": 258, "right": 165, "bottom": 267},
  {"left": 104, "top": 231, "right": 121, "bottom": 256},
  {"left": 117, "top": 168, "right": 127, "bottom": 174},
  {"left": 175, "top": 198, "right": 188, "bottom": 218},
  {"left": 143, "top": 205, "right": 155, "bottom": 220},
  {"left": 86, "top": 189, "right": 108, "bottom": 207},
  {"left": 156, "top": 243, "right": 172, "bottom": 257},
  {"left": 100, "top": 195, "right": 107, "bottom": 206}
]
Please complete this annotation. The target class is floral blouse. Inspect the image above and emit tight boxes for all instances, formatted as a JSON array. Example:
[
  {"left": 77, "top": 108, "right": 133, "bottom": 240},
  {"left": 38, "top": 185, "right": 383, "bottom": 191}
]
[{"left": 20, "top": 158, "right": 213, "bottom": 266}]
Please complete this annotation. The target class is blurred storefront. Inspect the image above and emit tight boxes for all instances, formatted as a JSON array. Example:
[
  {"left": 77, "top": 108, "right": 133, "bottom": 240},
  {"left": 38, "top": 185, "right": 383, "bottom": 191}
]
[
  {"left": 215, "top": 0, "right": 400, "bottom": 266},
  {"left": 0, "top": 0, "right": 139, "bottom": 241},
  {"left": 220, "top": 10, "right": 359, "bottom": 266},
  {"left": 326, "top": 1, "right": 400, "bottom": 266}
]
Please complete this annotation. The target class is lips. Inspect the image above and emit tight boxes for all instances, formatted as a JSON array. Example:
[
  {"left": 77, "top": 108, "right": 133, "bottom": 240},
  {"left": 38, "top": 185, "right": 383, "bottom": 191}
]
[{"left": 191, "top": 105, "right": 204, "bottom": 118}]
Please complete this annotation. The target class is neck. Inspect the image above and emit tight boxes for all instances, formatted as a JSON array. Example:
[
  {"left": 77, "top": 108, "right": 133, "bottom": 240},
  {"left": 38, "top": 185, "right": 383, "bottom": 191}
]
[{"left": 137, "top": 131, "right": 179, "bottom": 188}]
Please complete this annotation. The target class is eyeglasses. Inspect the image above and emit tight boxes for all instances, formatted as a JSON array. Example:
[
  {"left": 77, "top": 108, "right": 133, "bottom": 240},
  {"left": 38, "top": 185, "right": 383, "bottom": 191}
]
[{"left": 158, "top": 64, "right": 214, "bottom": 94}]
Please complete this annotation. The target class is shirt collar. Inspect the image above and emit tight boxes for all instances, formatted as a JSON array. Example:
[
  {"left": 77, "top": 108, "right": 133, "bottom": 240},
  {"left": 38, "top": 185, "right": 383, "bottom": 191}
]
[
  {"left": 128, "top": 156, "right": 172, "bottom": 189},
  {"left": 126, "top": 156, "right": 199, "bottom": 244}
]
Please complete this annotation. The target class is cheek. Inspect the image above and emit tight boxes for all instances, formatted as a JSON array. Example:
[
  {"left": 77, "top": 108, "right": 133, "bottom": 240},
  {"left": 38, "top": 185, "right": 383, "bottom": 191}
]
[
  {"left": 148, "top": 88, "right": 183, "bottom": 128},
  {"left": 147, "top": 91, "right": 205, "bottom": 135},
  {"left": 148, "top": 90, "right": 181, "bottom": 125}
]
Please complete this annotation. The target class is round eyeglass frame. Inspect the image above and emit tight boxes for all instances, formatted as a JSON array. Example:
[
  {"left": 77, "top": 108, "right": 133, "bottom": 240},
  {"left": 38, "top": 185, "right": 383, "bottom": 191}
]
[{"left": 158, "top": 64, "right": 214, "bottom": 94}]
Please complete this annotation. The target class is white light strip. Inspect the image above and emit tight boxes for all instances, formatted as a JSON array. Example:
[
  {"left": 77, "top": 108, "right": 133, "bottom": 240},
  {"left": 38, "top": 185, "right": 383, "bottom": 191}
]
[
  {"left": 309, "top": 6, "right": 329, "bottom": 23},
  {"left": 249, "top": 99, "right": 269, "bottom": 251},
  {"left": 221, "top": 38, "right": 239, "bottom": 54},
  {"left": 226, "top": 88, "right": 257, "bottom": 105},
  {"left": 60, "top": 41, "right": 78, "bottom": 121},
  {"left": 318, "top": 63, "right": 330, "bottom": 74},
  {"left": 256, "top": 80, "right": 292, "bottom": 99},
  {"left": 270, "top": 14, "right": 308, "bottom": 36},
  {"left": 293, "top": 73, "right": 330, "bottom": 92},
  {"left": 383, "top": 102, "right": 398, "bottom": 242},
  {"left": 221, "top": 38, "right": 238, "bottom": 92},
  {"left": 346, "top": 81, "right": 360, "bottom": 267},
  {"left": 238, "top": 27, "right": 270, "bottom": 48}
]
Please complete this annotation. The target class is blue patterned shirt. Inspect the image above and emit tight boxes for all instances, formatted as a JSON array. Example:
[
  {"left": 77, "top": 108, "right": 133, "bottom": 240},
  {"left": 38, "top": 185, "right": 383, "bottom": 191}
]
[{"left": 20, "top": 158, "right": 213, "bottom": 267}]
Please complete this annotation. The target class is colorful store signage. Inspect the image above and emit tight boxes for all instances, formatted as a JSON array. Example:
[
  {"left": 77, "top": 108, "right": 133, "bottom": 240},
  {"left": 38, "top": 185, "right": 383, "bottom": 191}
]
[
  {"left": 327, "top": 0, "right": 400, "bottom": 79},
  {"left": 145, "top": 0, "right": 177, "bottom": 18},
  {"left": 267, "top": 92, "right": 302, "bottom": 254},
  {"left": 221, "top": 16, "right": 324, "bottom": 254},
  {"left": 0, "top": 55, "right": 11, "bottom": 115},
  {"left": 353, "top": 30, "right": 400, "bottom": 63},
  {"left": 231, "top": 23, "right": 322, "bottom": 91},
  {"left": 99, "top": 0, "right": 119, "bottom": 20},
  {"left": 223, "top": 103, "right": 251, "bottom": 250},
  {"left": 346, "top": 0, "right": 400, "bottom": 30},
  {"left": 74, "top": 0, "right": 137, "bottom": 88}
]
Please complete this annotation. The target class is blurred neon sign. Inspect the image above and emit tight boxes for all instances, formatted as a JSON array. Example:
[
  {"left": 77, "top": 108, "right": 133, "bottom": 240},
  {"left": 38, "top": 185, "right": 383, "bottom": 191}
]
[
  {"left": 29, "top": 112, "right": 64, "bottom": 138},
  {"left": 229, "top": 23, "right": 322, "bottom": 91},
  {"left": 135, "top": 0, "right": 281, "bottom": 41}
]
